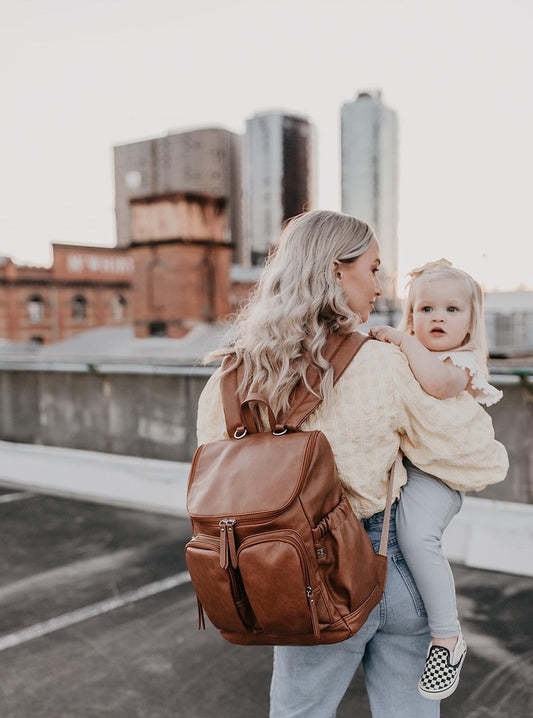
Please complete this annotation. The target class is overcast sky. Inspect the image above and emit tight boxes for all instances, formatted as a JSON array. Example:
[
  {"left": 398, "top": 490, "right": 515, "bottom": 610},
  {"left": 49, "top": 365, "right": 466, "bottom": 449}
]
[{"left": 2, "top": 0, "right": 532, "bottom": 292}]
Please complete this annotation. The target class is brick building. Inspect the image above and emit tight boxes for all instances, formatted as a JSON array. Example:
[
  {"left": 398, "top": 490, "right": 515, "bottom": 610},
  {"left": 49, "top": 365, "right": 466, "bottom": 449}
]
[
  {"left": 129, "top": 192, "right": 233, "bottom": 338},
  {"left": 0, "top": 246, "right": 133, "bottom": 344},
  {"left": 0, "top": 192, "right": 255, "bottom": 345}
]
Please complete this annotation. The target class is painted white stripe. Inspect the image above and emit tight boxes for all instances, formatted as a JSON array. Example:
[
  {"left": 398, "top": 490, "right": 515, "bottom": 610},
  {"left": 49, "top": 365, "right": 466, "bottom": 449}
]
[
  {"left": 0, "top": 491, "right": 34, "bottom": 504},
  {"left": 0, "top": 571, "right": 191, "bottom": 652}
]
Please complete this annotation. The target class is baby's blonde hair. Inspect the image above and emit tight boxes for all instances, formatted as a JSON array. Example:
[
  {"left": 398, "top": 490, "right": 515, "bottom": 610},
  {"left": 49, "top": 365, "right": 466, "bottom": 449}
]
[{"left": 399, "top": 259, "right": 489, "bottom": 376}]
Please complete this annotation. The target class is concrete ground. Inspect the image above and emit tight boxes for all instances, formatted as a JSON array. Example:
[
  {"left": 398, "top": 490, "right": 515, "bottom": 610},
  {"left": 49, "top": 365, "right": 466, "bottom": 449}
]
[{"left": 0, "top": 486, "right": 532, "bottom": 718}]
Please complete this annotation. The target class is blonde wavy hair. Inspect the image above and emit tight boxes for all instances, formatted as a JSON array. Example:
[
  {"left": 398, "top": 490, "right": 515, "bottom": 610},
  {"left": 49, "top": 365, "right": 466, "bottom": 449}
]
[
  {"left": 208, "top": 209, "right": 376, "bottom": 416},
  {"left": 399, "top": 259, "right": 489, "bottom": 376}
]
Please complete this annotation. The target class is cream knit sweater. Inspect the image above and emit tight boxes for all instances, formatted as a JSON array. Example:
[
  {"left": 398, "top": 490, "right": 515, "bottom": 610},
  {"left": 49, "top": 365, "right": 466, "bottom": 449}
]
[{"left": 197, "top": 339, "right": 508, "bottom": 519}]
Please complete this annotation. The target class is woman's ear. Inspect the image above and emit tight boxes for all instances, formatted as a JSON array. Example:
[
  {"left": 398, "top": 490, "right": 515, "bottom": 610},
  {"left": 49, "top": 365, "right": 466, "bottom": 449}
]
[{"left": 332, "top": 260, "right": 342, "bottom": 280}]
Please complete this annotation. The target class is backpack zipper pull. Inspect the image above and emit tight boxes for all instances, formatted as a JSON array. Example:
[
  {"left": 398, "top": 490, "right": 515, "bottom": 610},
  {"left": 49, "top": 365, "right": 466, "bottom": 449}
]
[
  {"left": 219, "top": 519, "right": 237, "bottom": 569},
  {"left": 219, "top": 520, "right": 229, "bottom": 569},
  {"left": 226, "top": 519, "right": 238, "bottom": 568},
  {"left": 307, "top": 586, "right": 320, "bottom": 639}
]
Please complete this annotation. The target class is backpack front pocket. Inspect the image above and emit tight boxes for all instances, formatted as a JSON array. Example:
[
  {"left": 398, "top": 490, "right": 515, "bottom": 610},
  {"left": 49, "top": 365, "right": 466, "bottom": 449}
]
[
  {"left": 185, "top": 535, "right": 253, "bottom": 632},
  {"left": 237, "top": 530, "right": 323, "bottom": 636}
]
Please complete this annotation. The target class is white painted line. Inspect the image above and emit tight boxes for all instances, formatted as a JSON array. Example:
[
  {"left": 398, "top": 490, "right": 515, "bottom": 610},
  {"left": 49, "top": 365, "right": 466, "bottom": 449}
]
[
  {"left": 0, "top": 571, "right": 191, "bottom": 652},
  {"left": 0, "top": 491, "right": 34, "bottom": 504}
]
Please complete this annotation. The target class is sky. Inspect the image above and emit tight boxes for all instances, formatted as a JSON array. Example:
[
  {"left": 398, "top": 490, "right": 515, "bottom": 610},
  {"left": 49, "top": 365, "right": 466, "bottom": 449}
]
[{"left": 2, "top": 0, "right": 532, "bottom": 293}]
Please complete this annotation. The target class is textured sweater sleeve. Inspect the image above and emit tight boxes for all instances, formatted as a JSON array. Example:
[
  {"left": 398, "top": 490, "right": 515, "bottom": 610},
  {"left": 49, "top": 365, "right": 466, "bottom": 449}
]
[{"left": 196, "top": 368, "right": 228, "bottom": 444}]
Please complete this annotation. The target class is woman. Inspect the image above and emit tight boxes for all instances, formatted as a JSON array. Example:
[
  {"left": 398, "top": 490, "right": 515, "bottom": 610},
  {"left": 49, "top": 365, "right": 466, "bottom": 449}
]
[{"left": 197, "top": 210, "right": 508, "bottom": 717}]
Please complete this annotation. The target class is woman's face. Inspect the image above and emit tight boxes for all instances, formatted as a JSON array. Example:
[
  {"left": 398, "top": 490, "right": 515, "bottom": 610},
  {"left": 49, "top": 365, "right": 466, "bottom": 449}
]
[{"left": 334, "top": 238, "right": 383, "bottom": 322}]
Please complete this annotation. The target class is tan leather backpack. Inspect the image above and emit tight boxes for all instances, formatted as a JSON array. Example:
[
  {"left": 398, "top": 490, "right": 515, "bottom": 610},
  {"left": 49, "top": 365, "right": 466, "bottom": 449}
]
[{"left": 185, "top": 332, "right": 393, "bottom": 646}]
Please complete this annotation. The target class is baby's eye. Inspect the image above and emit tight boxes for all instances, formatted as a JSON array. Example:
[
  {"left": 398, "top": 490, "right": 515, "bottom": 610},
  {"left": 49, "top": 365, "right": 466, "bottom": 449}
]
[
  {"left": 421, "top": 306, "right": 432, "bottom": 312},
  {"left": 447, "top": 306, "right": 458, "bottom": 312}
]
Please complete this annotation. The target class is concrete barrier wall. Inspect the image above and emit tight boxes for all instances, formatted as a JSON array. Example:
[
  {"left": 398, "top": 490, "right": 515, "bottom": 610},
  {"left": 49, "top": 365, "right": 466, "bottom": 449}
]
[
  {"left": 481, "top": 376, "right": 533, "bottom": 504},
  {"left": 0, "top": 366, "right": 531, "bottom": 503},
  {"left": 0, "top": 367, "right": 208, "bottom": 463}
]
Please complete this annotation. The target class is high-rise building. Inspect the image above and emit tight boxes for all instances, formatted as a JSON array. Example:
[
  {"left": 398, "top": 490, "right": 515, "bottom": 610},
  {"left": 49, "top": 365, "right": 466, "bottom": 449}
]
[
  {"left": 341, "top": 91, "right": 399, "bottom": 308},
  {"left": 244, "top": 112, "right": 315, "bottom": 265},
  {"left": 113, "top": 127, "right": 244, "bottom": 263}
]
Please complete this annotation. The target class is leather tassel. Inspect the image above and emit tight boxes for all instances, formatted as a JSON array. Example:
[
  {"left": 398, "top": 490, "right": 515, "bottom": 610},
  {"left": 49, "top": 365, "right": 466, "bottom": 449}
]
[{"left": 197, "top": 598, "right": 205, "bottom": 630}]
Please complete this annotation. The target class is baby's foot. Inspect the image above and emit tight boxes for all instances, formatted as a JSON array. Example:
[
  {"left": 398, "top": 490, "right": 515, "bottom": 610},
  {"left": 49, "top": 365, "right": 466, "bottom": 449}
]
[{"left": 418, "top": 632, "right": 467, "bottom": 700}]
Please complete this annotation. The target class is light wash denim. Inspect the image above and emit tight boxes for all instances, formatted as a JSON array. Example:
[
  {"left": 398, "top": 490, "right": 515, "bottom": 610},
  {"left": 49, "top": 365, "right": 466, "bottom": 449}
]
[
  {"left": 396, "top": 459, "right": 464, "bottom": 638},
  {"left": 269, "top": 504, "right": 440, "bottom": 717}
]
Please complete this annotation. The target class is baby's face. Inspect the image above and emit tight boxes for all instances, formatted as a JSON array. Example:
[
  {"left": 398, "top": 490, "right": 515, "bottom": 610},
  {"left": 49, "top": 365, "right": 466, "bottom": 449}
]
[{"left": 411, "top": 277, "right": 472, "bottom": 352}]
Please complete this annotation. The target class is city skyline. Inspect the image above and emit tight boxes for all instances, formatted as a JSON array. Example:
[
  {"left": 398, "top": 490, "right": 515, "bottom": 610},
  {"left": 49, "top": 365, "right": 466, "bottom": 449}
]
[{"left": 2, "top": 0, "right": 532, "bottom": 294}]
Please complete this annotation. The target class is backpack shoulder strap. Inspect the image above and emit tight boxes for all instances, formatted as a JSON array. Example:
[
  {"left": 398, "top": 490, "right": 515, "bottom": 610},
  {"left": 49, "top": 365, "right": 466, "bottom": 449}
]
[
  {"left": 280, "top": 332, "right": 370, "bottom": 430},
  {"left": 219, "top": 332, "right": 371, "bottom": 436},
  {"left": 220, "top": 357, "right": 248, "bottom": 437}
]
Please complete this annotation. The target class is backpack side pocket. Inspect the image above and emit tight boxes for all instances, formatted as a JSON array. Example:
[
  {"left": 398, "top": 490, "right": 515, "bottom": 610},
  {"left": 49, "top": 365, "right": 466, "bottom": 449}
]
[{"left": 312, "top": 494, "right": 380, "bottom": 616}]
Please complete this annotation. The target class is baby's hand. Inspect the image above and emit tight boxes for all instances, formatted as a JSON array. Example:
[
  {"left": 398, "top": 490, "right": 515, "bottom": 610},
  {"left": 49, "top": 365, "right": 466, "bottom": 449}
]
[{"left": 369, "top": 326, "right": 405, "bottom": 347}]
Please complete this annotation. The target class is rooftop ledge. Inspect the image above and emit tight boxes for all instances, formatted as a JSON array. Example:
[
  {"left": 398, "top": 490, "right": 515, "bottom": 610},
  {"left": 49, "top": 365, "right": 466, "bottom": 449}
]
[
  {"left": 0, "top": 440, "right": 531, "bottom": 578},
  {"left": 0, "top": 358, "right": 530, "bottom": 383}
]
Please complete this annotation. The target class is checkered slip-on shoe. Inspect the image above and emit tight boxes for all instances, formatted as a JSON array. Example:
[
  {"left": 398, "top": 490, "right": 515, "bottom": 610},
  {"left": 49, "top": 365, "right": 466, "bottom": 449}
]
[{"left": 418, "top": 633, "right": 467, "bottom": 700}]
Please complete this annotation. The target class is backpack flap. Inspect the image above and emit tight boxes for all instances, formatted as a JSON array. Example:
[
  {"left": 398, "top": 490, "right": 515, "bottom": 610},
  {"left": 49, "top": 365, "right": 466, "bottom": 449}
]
[{"left": 187, "top": 429, "right": 322, "bottom": 519}]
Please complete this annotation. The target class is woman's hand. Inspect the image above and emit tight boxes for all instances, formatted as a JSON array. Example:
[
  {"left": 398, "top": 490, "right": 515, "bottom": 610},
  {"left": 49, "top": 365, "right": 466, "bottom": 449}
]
[{"left": 369, "top": 326, "right": 405, "bottom": 348}]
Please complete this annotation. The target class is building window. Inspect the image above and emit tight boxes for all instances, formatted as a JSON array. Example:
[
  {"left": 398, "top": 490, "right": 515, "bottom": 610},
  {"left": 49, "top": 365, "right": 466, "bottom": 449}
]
[
  {"left": 72, "top": 294, "right": 87, "bottom": 320},
  {"left": 124, "top": 170, "right": 142, "bottom": 190},
  {"left": 112, "top": 294, "right": 127, "bottom": 322},
  {"left": 27, "top": 294, "right": 45, "bottom": 323},
  {"left": 149, "top": 321, "right": 167, "bottom": 337}
]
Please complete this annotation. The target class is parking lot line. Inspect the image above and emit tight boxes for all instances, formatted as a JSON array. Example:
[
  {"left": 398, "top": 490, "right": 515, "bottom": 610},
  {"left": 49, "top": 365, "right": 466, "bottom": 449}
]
[
  {"left": 0, "top": 571, "right": 191, "bottom": 652},
  {"left": 0, "top": 491, "right": 35, "bottom": 503}
]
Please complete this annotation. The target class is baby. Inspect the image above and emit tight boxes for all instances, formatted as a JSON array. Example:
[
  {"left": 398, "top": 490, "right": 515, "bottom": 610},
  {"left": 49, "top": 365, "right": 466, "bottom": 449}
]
[{"left": 370, "top": 259, "right": 502, "bottom": 700}]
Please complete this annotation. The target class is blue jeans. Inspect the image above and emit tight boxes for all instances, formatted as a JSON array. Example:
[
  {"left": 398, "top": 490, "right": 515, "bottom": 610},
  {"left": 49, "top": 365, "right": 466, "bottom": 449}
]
[{"left": 269, "top": 504, "right": 440, "bottom": 717}]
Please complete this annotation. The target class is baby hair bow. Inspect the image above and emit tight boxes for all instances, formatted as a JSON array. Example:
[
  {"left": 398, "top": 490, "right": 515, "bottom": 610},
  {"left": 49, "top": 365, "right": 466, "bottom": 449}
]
[{"left": 408, "top": 258, "right": 452, "bottom": 280}]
